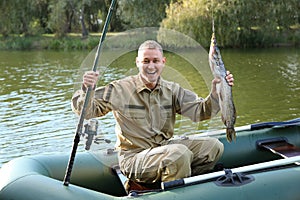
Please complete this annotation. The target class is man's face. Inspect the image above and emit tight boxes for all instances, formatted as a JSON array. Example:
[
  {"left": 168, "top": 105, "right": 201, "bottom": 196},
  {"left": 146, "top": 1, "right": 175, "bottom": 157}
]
[{"left": 136, "top": 48, "right": 166, "bottom": 89}]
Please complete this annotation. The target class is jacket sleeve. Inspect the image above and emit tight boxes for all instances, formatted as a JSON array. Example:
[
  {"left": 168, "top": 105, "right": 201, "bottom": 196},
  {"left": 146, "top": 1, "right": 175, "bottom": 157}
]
[
  {"left": 174, "top": 85, "right": 220, "bottom": 122},
  {"left": 71, "top": 84, "right": 115, "bottom": 119}
]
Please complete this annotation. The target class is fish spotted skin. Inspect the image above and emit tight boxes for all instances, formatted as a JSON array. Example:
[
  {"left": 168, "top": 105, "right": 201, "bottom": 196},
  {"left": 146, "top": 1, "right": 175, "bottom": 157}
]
[{"left": 209, "top": 33, "right": 237, "bottom": 142}]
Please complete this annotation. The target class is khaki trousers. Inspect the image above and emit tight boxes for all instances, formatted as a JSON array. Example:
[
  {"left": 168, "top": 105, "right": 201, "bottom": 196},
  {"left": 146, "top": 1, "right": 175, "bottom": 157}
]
[{"left": 120, "top": 137, "right": 224, "bottom": 183}]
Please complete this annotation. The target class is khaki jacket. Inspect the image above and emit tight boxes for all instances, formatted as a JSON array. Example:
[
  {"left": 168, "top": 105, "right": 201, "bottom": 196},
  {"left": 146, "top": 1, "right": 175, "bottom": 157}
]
[{"left": 72, "top": 74, "right": 219, "bottom": 151}]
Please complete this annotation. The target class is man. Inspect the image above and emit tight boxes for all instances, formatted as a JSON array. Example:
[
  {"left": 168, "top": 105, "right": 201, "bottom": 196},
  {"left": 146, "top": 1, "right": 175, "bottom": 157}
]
[{"left": 72, "top": 40, "right": 234, "bottom": 191}]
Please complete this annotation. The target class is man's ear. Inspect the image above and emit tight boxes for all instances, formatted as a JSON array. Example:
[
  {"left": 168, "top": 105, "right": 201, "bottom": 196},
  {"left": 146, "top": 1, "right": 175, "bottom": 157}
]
[
  {"left": 162, "top": 57, "right": 166, "bottom": 64},
  {"left": 136, "top": 57, "right": 141, "bottom": 68}
]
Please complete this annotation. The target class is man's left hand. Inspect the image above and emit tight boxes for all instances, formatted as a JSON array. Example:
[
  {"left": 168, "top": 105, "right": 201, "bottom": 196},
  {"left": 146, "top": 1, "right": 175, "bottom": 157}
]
[{"left": 225, "top": 71, "right": 234, "bottom": 86}]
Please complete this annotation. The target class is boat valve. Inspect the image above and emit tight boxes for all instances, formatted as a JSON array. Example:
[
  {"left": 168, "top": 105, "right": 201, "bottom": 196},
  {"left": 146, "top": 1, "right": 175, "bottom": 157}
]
[{"left": 83, "top": 119, "right": 99, "bottom": 150}]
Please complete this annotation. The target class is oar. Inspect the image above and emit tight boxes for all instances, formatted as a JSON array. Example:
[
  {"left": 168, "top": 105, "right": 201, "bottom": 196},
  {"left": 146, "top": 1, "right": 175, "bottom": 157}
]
[
  {"left": 63, "top": 0, "right": 117, "bottom": 186},
  {"left": 199, "top": 118, "right": 300, "bottom": 137},
  {"left": 161, "top": 155, "right": 300, "bottom": 190}
]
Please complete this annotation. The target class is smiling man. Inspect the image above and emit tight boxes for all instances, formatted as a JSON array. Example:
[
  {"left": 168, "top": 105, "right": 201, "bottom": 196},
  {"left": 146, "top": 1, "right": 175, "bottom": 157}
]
[
  {"left": 72, "top": 40, "right": 234, "bottom": 192},
  {"left": 136, "top": 41, "right": 166, "bottom": 89}
]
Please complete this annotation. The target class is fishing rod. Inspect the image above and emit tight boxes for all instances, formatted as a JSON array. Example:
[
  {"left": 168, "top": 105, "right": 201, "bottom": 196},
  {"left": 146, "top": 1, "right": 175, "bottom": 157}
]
[{"left": 63, "top": 0, "right": 117, "bottom": 186}]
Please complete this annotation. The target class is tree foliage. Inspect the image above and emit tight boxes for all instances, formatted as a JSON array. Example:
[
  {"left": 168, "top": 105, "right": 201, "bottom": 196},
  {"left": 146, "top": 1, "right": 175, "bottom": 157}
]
[
  {"left": 0, "top": 0, "right": 298, "bottom": 47},
  {"left": 0, "top": 0, "right": 117, "bottom": 37},
  {"left": 0, "top": 0, "right": 47, "bottom": 36},
  {"left": 117, "top": 0, "right": 172, "bottom": 29},
  {"left": 47, "top": 0, "right": 112, "bottom": 37},
  {"left": 161, "top": 0, "right": 300, "bottom": 47},
  {"left": 0, "top": 0, "right": 170, "bottom": 37}
]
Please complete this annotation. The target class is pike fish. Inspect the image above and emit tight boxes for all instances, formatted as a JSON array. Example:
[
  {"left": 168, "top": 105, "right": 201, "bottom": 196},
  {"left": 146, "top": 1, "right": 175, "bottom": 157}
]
[{"left": 209, "top": 32, "right": 236, "bottom": 142}]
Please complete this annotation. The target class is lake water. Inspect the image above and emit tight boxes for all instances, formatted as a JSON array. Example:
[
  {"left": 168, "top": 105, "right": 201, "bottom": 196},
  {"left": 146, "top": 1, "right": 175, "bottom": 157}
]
[{"left": 0, "top": 47, "right": 299, "bottom": 167}]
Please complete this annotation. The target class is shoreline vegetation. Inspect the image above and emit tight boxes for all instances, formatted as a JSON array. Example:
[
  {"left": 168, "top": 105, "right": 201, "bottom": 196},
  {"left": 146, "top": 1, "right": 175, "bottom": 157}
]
[
  {"left": 1, "top": 1, "right": 299, "bottom": 50},
  {"left": 0, "top": 31, "right": 299, "bottom": 51},
  {"left": 0, "top": 33, "right": 115, "bottom": 51}
]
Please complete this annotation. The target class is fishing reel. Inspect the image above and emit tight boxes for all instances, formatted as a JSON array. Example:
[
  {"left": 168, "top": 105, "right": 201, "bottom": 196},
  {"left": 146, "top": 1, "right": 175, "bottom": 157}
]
[{"left": 82, "top": 119, "right": 111, "bottom": 150}]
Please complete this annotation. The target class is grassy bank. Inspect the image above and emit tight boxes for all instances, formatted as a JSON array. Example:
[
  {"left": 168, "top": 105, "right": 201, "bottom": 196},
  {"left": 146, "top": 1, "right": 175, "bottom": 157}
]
[
  {"left": 0, "top": 33, "right": 120, "bottom": 51},
  {"left": 0, "top": 31, "right": 299, "bottom": 50}
]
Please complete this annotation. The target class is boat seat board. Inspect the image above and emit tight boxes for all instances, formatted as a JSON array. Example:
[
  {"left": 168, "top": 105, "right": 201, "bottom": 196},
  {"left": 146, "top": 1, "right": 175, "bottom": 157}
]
[{"left": 257, "top": 137, "right": 300, "bottom": 158}]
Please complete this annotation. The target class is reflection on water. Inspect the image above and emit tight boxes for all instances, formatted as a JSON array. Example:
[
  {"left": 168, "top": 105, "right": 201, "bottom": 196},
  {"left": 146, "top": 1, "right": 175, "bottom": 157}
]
[
  {"left": 0, "top": 48, "right": 299, "bottom": 167},
  {"left": 223, "top": 48, "right": 300, "bottom": 125}
]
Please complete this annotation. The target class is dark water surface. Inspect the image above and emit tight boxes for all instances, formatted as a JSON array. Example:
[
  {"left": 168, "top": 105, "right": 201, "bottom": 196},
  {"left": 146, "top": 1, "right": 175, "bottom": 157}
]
[{"left": 0, "top": 47, "right": 299, "bottom": 167}]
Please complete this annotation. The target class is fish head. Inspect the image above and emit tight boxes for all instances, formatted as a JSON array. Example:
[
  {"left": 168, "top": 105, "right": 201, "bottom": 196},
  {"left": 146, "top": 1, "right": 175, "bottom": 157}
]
[
  {"left": 209, "top": 33, "right": 218, "bottom": 75},
  {"left": 209, "top": 33, "right": 217, "bottom": 60},
  {"left": 209, "top": 33, "right": 225, "bottom": 77}
]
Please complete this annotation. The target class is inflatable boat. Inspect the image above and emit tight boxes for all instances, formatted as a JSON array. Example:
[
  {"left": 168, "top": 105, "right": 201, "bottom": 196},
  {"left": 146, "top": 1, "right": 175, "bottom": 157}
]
[{"left": 1, "top": 118, "right": 300, "bottom": 200}]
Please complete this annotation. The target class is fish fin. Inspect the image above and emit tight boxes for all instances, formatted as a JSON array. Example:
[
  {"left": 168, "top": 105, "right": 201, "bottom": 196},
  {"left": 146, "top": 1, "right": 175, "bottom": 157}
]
[
  {"left": 226, "top": 128, "right": 236, "bottom": 143},
  {"left": 221, "top": 114, "right": 225, "bottom": 124},
  {"left": 219, "top": 91, "right": 223, "bottom": 101}
]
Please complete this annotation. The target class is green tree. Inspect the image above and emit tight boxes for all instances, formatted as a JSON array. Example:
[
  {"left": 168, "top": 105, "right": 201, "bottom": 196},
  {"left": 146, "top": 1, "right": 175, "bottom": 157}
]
[
  {"left": 0, "top": 0, "right": 47, "bottom": 36},
  {"left": 0, "top": 0, "right": 15, "bottom": 36},
  {"left": 48, "top": 0, "right": 69, "bottom": 37},
  {"left": 161, "top": 0, "right": 299, "bottom": 47},
  {"left": 117, "top": 0, "right": 172, "bottom": 29},
  {"left": 47, "top": 0, "right": 119, "bottom": 37}
]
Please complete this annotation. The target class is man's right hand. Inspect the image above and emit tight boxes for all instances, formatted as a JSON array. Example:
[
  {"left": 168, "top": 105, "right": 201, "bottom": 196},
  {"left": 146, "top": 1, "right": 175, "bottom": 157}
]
[{"left": 83, "top": 71, "right": 99, "bottom": 90}]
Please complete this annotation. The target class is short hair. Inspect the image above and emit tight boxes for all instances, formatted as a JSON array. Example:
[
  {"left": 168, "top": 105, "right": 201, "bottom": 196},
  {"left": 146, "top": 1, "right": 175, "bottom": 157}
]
[{"left": 138, "top": 40, "right": 163, "bottom": 55}]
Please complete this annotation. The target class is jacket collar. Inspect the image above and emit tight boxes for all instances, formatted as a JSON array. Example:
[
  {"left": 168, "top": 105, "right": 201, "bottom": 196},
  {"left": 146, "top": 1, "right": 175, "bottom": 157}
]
[{"left": 136, "top": 74, "right": 162, "bottom": 93}]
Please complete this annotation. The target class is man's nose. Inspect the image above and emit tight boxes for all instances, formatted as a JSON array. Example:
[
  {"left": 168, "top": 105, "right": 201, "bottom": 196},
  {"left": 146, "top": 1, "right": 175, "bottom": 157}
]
[{"left": 148, "top": 61, "right": 155, "bottom": 67}]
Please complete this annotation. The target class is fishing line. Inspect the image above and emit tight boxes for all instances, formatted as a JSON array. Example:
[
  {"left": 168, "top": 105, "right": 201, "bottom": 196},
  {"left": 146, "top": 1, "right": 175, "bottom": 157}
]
[{"left": 211, "top": 0, "right": 215, "bottom": 33}]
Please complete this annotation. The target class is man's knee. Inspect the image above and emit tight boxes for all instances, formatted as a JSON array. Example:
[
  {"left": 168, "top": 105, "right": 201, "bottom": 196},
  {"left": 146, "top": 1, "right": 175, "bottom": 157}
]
[
  {"left": 161, "top": 144, "right": 193, "bottom": 181},
  {"left": 171, "top": 144, "right": 193, "bottom": 163},
  {"left": 196, "top": 137, "right": 223, "bottom": 160},
  {"left": 190, "top": 138, "right": 224, "bottom": 175},
  {"left": 210, "top": 138, "right": 224, "bottom": 160}
]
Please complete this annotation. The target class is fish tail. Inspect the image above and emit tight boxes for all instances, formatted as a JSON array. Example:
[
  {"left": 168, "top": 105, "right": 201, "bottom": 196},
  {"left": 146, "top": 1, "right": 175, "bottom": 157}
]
[{"left": 226, "top": 128, "right": 236, "bottom": 143}]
